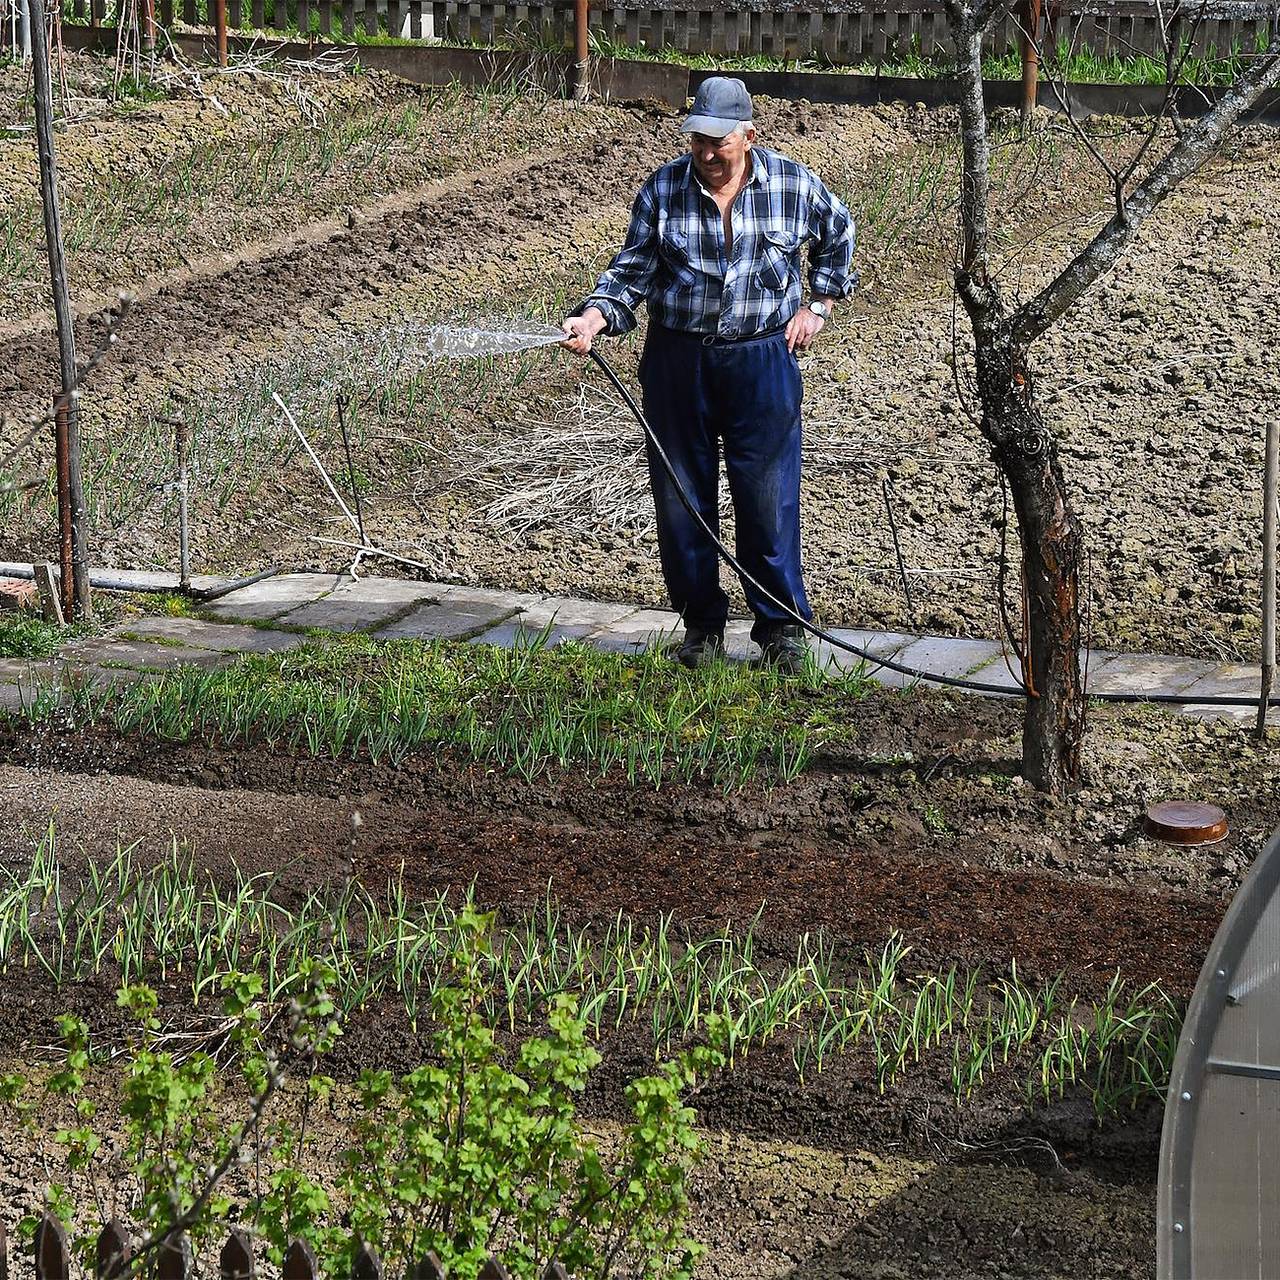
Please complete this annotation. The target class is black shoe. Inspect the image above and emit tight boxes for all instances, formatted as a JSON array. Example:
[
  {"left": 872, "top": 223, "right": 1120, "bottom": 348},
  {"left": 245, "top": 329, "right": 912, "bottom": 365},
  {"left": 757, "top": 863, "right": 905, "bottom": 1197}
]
[
  {"left": 757, "top": 623, "right": 809, "bottom": 675},
  {"left": 675, "top": 627, "right": 725, "bottom": 669}
]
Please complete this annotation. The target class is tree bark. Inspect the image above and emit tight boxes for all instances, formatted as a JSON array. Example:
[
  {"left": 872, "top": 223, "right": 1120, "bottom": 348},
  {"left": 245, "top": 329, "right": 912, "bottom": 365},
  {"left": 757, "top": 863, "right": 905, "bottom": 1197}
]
[{"left": 972, "top": 322, "right": 1085, "bottom": 792}]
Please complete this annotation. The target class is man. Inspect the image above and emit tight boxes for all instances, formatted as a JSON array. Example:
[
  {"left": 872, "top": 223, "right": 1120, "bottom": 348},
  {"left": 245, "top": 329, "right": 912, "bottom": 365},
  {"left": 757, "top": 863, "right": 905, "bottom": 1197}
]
[{"left": 562, "top": 76, "right": 856, "bottom": 672}]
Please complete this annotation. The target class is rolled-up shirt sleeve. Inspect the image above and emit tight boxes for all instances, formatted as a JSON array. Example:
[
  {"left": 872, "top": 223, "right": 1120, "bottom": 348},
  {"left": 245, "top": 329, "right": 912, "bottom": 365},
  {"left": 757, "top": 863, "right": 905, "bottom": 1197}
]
[
  {"left": 806, "top": 176, "right": 858, "bottom": 301},
  {"left": 576, "top": 180, "right": 660, "bottom": 337}
]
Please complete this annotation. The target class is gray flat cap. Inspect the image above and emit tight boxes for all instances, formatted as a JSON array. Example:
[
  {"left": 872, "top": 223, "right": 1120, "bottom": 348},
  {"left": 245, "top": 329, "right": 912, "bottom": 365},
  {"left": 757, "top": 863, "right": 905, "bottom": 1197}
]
[{"left": 681, "top": 76, "right": 753, "bottom": 137}]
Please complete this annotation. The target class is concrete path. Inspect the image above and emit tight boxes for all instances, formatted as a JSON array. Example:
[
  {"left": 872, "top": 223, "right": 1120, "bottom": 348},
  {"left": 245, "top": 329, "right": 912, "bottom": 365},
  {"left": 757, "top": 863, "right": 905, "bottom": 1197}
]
[{"left": 1, "top": 572, "right": 1275, "bottom": 726}]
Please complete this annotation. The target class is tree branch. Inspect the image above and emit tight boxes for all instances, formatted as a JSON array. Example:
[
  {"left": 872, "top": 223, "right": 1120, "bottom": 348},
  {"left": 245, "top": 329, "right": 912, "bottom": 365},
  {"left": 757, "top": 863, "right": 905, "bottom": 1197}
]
[
  {"left": 1013, "top": 31, "right": 1280, "bottom": 345},
  {"left": 946, "top": 4, "right": 1000, "bottom": 320}
]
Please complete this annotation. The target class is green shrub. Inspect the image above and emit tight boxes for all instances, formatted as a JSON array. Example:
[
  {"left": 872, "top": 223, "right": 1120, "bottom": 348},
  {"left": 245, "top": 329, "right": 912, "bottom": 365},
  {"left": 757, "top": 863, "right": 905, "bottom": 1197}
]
[{"left": 0, "top": 910, "right": 723, "bottom": 1280}]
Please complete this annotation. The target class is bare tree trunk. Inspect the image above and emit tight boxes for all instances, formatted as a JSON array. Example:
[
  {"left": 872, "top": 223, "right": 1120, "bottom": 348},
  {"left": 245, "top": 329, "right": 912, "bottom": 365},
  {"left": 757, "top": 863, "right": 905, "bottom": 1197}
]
[
  {"left": 994, "top": 402, "right": 1084, "bottom": 790},
  {"left": 948, "top": 4, "right": 1085, "bottom": 793},
  {"left": 970, "top": 323, "right": 1085, "bottom": 791}
]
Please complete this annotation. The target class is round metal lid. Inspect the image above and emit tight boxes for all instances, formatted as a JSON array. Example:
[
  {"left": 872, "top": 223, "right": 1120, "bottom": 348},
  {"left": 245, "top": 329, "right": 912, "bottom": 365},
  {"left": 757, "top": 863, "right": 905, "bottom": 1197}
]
[{"left": 1145, "top": 801, "right": 1229, "bottom": 846}]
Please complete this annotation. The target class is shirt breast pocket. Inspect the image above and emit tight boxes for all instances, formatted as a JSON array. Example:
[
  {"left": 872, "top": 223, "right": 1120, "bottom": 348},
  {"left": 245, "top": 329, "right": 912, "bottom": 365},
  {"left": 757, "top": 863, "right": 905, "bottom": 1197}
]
[
  {"left": 659, "top": 230, "right": 698, "bottom": 289},
  {"left": 756, "top": 229, "right": 802, "bottom": 292}
]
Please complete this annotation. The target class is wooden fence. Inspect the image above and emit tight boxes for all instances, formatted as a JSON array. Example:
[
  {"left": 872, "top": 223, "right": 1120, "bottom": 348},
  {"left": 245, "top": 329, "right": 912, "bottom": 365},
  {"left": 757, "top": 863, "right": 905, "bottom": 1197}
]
[
  {"left": 56, "top": 0, "right": 1280, "bottom": 62},
  {"left": 1, "top": 1215, "right": 573, "bottom": 1280}
]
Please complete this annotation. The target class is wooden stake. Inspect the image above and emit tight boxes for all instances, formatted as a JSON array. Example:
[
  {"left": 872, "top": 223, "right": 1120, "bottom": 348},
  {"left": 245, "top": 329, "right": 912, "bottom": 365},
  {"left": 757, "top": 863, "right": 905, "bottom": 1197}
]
[
  {"left": 214, "top": 0, "right": 228, "bottom": 66},
  {"left": 33, "top": 563, "right": 63, "bottom": 627},
  {"left": 1258, "top": 417, "right": 1278, "bottom": 737},
  {"left": 30, "top": 0, "right": 92, "bottom": 621}
]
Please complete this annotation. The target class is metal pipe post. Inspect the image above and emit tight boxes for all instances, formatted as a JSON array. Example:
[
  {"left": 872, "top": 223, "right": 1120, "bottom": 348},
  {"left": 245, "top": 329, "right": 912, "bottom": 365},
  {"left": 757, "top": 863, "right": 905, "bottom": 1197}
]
[
  {"left": 1019, "top": 0, "right": 1042, "bottom": 129},
  {"left": 1259, "top": 418, "right": 1278, "bottom": 737},
  {"left": 30, "top": 0, "right": 92, "bottom": 620},
  {"left": 572, "top": 0, "right": 589, "bottom": 101},
  {"left": 214, "top": 0, "right": 227, "bottom": 66},
  {"left": 175, "top": 418, "right": 191, "bottom": 591},
  {"left": 53, "top": 394, "right": 74, "bottom": 620}
]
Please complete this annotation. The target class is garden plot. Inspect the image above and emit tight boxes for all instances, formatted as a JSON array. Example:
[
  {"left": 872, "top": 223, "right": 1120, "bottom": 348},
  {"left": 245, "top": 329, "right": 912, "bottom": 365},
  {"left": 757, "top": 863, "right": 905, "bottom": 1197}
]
[
  {"left": 3, "top": 60, "right": 1279, "bottom": 661},
  {"left": 0, "top": 624, "right": 1277, "bottom": 1275},
  {"left": 2, "top": 48, "right": 1279, "bottom": 1277}
]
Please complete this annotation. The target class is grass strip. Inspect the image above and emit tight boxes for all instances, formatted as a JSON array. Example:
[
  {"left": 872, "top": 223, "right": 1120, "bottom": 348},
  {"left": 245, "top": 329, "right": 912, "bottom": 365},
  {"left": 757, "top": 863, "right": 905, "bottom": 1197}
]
[{"left": 12, "top": 629, "right": 871, "bottom": 788}]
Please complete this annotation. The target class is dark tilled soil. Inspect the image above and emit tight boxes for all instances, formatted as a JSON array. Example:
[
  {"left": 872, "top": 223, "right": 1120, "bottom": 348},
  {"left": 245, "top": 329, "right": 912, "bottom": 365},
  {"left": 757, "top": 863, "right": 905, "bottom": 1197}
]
[
  {"left": 0, "top": 717, "right": 1244, "bottom": 997},
  {"left": 2, "top": 685, "right": 1257, "bottom": 1277}
]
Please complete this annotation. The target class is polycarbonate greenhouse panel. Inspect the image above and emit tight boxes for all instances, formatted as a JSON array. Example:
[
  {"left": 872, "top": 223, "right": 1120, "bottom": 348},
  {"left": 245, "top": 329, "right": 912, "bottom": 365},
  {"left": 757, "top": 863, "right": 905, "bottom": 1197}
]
[{"left": 1159, "top": 822, "right": 1280, "bottom": 1279}]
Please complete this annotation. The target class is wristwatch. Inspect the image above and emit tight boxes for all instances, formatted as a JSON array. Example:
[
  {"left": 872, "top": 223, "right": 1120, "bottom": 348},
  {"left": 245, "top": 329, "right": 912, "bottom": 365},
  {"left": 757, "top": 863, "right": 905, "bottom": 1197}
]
[{"left": 807, "top": 300, "right": 831, "bottom": 321}]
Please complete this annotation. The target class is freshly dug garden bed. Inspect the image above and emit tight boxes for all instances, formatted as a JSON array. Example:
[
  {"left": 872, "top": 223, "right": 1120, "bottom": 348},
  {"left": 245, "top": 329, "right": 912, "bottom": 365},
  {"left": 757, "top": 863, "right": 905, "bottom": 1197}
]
[{"left": 3, "top": 55, "right": 1279, "bottom": 662}]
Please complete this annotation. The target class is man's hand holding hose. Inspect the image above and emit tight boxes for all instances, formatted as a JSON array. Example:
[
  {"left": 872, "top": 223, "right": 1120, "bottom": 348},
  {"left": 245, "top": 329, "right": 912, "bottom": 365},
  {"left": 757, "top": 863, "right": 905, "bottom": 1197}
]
[{"left": 562, "top": 307, "right": 608, "bottom": 356}]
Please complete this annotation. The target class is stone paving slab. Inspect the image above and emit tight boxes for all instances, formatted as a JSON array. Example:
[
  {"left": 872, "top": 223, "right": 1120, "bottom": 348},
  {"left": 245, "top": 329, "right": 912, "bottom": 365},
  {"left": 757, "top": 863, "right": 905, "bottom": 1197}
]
[
  {"left": 432, "top": 582, "right": 545, "bottom": 611},
  {"left": 873, "top": 636, "right": 1004, "bottom": 689},
  {"left": 512, "top": 595, "right": 637, "bottom": 631},
  {"left": 120, "top": 617, "right": 306, "bottom": 655},
  {"left": 469, "top": 619, "right": 598, "bottom": 649},
  {"left": 1083, "top": 652, "right": 1210, "bottom": 696},
  {"left": 207, "top": 573, "right": 343, "bottom": 622},
  {"left": 1179, "top": 662, "right": 1270, "bottom": 700},
  {"left": 587, "top": 608, "right": 683, "bottom": 654},
  {"left": 282, "top": 577, "right": 440, "bottom": 632},
  {"left": 813, "top": 628, "right": 914, "bottom": 677},
  {"left": 64, "top": 638, "right": 227, "bottom": 672},
  {"left": 1182, "top": 702, "right": 1280, "bottom": 727},
  {"left": 375, "top": 600, "right": 520, "bottom": 642}
]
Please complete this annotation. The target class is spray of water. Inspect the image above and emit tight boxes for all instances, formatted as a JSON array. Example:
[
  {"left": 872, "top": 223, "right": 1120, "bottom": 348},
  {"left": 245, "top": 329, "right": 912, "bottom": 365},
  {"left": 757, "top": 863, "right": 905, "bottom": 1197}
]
[{"left": 411, "top": 319, "right": 567, "bottom": 360}]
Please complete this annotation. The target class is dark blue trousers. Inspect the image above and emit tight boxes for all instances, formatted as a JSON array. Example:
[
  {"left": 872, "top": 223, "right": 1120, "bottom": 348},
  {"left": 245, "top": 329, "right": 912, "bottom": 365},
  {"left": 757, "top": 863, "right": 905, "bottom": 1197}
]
[{"left": 638, "top": 323, "right": 813, "bottom": 644}]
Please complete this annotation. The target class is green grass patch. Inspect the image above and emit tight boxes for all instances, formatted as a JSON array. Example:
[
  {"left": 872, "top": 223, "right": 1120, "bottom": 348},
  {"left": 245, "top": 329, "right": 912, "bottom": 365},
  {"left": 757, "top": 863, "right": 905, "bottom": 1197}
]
[
  {"left": 14, "top": 629, "right": 873, "bottom": 788},
  {"left": 0, "top": 613, "right": 83, "bottom": 660}
]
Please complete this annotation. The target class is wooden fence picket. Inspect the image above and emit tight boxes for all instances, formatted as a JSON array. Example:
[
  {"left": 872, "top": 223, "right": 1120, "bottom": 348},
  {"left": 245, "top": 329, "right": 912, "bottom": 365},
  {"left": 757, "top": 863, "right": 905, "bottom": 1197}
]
[
  {"left": 221, "top": 1228, "right": 255, "bottom": 1280},
  {"left": 6, "top": 1214, "right": 581, "bottom": 1280},
  {"left": 95, "top": 1221, "right": 131, "bottom": 1280},
  {"left": 283, "top": 1239, "right": 319, "bottom": 1280},
  {"left": 408, "top": 1253, "right": 447, "bottom": 1280},
  {"left": 350, "top": 1241, "right": 381, "bottom": 1280},
  {"left": 33, "top": 1215, "right": 69, "bottom": 1280},
  {"left": 157, "top": 1233, "right": 191, "bottom": 1280}
]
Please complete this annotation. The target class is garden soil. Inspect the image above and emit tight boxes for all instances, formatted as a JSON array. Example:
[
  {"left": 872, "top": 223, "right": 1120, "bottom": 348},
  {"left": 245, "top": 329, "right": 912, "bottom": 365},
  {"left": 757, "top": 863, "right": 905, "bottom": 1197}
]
[
  {"left": 2, "top": 59, "right": 1279, "bottom": 661},
  {"left": 2, "top": 54, "right": 1277, "bottom": 1278},
  {"left": 0, "top": 682, "right": 1275, "bottom": 1274}
]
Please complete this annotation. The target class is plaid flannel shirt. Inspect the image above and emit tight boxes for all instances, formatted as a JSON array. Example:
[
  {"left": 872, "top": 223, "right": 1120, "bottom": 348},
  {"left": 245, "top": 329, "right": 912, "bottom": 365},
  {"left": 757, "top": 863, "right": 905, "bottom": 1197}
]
[{"left": 581, "top": 146, "right": 857, "bottom": 340}]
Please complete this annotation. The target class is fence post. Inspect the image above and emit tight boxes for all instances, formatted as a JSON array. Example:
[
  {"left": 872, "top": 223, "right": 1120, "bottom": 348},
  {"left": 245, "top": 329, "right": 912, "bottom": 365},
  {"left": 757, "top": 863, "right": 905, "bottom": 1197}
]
[
  {"left": 351, "top": 1241, "right": 382, "bottom": 1280},
  {"left": 572, "top": 0, "right": 589, "bottom": 101},
  {"left": 96, "top": 1221, "right": 132, "bottom": 1280},
  {"left": 1, "top": 1219, "right": 8, "bottom": 1280},
  {"left": 1259, "top": 417, "right": 1278, "bottom": 738},
  {"left": 214, "top": 0, "right": 228, "bottom": 64},
  {"left": 477, "top": 1262, "right": 510, "bottom": 1280},
  {"left": 221, "top": 1229, "right": 255, "bottom": 1280},
  {"left": 409, "top": 1256, "right": 447, "bottom": 1280},
  {"left": 33, "top": 1214, "right": 70, "bottom": 1280},
  {"left": 542, "top": 1266, "right": 569, "bottom": 1280},
  {"left": 1019, "top": 0, "right": 1042, "bottom": 128}
]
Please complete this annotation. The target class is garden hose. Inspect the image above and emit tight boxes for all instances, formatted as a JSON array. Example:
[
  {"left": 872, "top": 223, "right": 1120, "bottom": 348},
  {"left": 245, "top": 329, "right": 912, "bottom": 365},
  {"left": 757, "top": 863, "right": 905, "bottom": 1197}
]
[{"left": 587, "top": 347, "right": 1280, "bottom": 711}]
